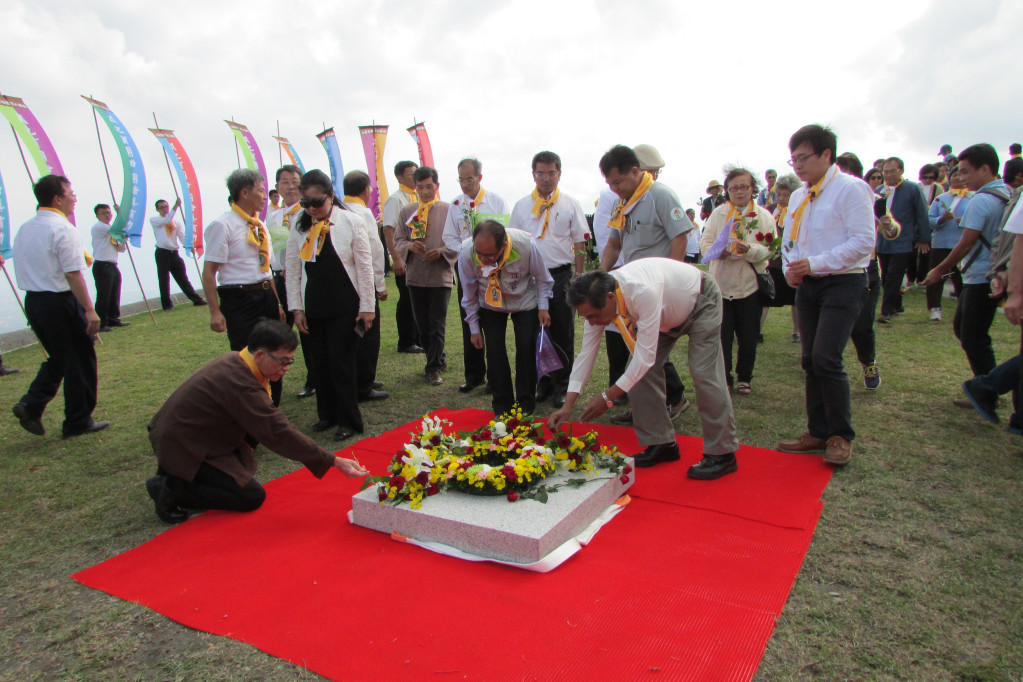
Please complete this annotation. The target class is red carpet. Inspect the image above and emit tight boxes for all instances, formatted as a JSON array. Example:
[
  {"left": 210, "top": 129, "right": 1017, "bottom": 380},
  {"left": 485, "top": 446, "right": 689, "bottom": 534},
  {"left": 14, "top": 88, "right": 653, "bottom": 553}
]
[{"left": 73, "top": 409, "right": 832, "bottom": 681}]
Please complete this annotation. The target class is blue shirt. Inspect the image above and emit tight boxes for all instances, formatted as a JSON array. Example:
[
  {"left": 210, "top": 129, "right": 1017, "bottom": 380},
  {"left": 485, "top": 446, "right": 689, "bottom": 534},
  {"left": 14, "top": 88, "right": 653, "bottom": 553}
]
[
  {"left": 959, "top": 179, "right": 1010, "bottom": 285},
  {"left": 928, "top": 190, "right": 971, "bottom": 250}
]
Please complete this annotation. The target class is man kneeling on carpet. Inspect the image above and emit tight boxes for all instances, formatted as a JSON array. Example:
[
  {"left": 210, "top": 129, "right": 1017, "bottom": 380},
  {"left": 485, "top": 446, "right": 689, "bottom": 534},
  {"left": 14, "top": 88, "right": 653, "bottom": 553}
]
[
  {"left": 548, "top": 259, "right": 739, "bottom": 480},
  {"left": 145, "top": 320, "right": 368, "bottom": 523}
]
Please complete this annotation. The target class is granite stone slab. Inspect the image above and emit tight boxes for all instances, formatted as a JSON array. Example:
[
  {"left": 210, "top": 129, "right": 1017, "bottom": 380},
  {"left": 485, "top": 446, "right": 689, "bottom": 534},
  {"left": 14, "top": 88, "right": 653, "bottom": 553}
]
[{"left": 351, "top": 462, "right": 633, "bottom": 564}]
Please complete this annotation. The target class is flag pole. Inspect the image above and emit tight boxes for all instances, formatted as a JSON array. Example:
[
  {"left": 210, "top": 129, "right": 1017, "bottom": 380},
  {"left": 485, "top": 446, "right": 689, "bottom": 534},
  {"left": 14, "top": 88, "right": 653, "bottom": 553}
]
[
  {"left": 153, "top": 113, "right": 203, "bottom": 282},
  {"left": 90, "top": 101, "right": 156, "bottom": 326},
  {"left": 277, "top": 120, "right": 283, "bottom": 167},
  {"left": 1, "top": 262, "right": 47, "bottom": 359},
  {"left": 232, "top": 116, "right": 241, "bottom": 168}
]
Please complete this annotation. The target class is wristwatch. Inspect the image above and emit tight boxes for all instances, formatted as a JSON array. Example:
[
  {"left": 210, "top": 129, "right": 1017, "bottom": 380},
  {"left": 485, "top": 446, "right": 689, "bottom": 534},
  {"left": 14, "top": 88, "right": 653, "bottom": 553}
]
[{"left": 601, "top": 392, "right": 614, "bottom": 409}]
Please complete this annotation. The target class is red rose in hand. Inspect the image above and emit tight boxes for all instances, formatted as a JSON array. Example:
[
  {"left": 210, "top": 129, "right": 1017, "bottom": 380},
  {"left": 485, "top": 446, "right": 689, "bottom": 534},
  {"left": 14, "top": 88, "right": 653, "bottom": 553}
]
[
  {"left": 453, "top": 199, "right": 460, "bottom": 206},
  {"left": 747, "top": 211, "right": 757, "bottom": 218},
  {"left": 389, "top": 475, "right": 406, "bottom": 490},
  {"left": 507, "top": 491, "right": 519, "bottom": 502}
]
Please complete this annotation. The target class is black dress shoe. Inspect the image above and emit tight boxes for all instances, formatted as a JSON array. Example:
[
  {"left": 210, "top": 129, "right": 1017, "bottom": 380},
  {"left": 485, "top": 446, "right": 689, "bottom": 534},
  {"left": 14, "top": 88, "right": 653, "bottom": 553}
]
[
  {"left": 145, "top": 475, "right": 188, "bottom": 523},
  {"left": 371, "top": 380, "right": 385, "bottom": 390},
  {"left": 552, "top": 393, "right": 566, "bottom": 408},
  {"left": 632, "top": 442, "right": 681, "bottom": 468},
  {"left": 334, "top": 428, "right": 354, "bottom": 442},
  {"left": 193, "top": 299, "right": 208, "bottom": 307},
  {"left": 311, "top": 420, "right": 335, "bottom": 432},
  {"left": 398, "top": 345, "right": 425, "bottom": 354},
  {"left": 62, "top": 420, "right": 110, "bottom": 439},
  {"left": 297, "top": 386, "right": 316, "bottom": 399},
  {"left": 358, "top": 389, "right": 390, "bottom": 402},
  {"left": 0, "top": 366, "right": 20, "bottom": 377},
  {"left": 13, "top": 402, "right": 44, "bottom": 436},
  {"left": 98, "top": 326, "right": 114, "bottom": 333},
  {"left": 110, "top": 320, "right": 131, "bottom": 327},
  {"left": 459, "top": 379, "right": 484, "bottom": 393},
  {"left": 687, "top": 453, "right": 738, "bottom": 480},
  {"left": 534, "top": 383, "right": 553, "bottom": 403}
]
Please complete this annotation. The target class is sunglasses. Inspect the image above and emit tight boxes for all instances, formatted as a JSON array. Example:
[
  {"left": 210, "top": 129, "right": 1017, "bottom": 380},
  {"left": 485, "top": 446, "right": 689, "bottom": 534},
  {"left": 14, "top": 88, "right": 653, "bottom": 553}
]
[{"left": 300, "top": 195, "right": 330, "bottom": 209}]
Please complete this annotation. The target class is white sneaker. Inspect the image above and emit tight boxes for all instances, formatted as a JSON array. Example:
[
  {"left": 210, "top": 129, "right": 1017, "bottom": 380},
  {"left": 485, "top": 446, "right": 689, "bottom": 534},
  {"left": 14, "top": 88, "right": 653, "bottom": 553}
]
[{"left": 929, "top": 307, "right": 942, "bottom": 321}]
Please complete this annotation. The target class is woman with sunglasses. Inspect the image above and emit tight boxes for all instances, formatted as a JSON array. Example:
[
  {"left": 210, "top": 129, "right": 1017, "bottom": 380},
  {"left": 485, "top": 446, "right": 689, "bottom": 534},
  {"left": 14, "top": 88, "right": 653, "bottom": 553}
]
[
  {"left": 285, "top": 170, "right": 375, "bottom": 441},
  {"left": 700, "top": 168, "right": 776, "bottom": 395},
  {"left": 866, "top": 168, "right": 883, "bottom": 195}
]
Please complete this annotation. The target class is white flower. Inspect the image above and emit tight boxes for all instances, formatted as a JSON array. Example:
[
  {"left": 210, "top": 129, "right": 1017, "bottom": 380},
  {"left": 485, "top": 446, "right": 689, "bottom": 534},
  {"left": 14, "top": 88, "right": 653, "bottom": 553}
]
[
  {"left": 493, "top": 422, "right": 507, "bottom": 437},
  {"left": 401, "top": 445, "right": 434, "bottom": 471},
  {"left": 460, "top": 438, "right": 472, "bottom": 447}
]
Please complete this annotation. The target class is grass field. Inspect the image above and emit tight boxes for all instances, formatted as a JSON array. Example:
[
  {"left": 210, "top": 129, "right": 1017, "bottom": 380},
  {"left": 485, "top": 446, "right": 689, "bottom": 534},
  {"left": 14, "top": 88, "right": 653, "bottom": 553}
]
[{"left": 1, "top": 279, "right": 1021, "bottom": 681}]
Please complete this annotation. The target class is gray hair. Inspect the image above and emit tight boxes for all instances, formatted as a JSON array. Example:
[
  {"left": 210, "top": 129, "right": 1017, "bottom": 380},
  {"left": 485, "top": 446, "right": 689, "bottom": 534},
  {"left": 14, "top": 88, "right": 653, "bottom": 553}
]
[
  {"left": 227, "top": 168, "right": 264, "bottom": 202},
  {"left": 774, "top": 173, "right": 802, "bottom": 193}
]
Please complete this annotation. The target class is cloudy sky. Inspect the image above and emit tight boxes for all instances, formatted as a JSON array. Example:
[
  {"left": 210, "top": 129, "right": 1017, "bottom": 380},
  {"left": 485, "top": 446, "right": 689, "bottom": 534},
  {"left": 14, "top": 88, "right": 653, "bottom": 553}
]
[{"left": 0, "top": 0, "right": 1020, "bottom": 333}]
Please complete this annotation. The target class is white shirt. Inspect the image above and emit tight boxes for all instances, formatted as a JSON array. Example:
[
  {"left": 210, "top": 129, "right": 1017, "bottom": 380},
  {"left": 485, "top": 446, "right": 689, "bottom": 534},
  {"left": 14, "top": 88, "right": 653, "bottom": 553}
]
[
  {"left": 343, "top": 200, "right": 387, "bottom": 295},
  {"left": 781, "top": 164, "right": 875, "bottom": 274},
  {"left": 592, "top": 190, "right": 624, "bottom": 268},
  {"left": 568, "top": 258, "right": 702, "bottom": 395},
  {"left": 441, "top": 189, "right": 509, "bottom": 252},
  {"left": 91, "top": 219, "right": 125, "bottom": 263},
  {"left": 150, "top": 209, "right": 185, "bottom": 250},
  {"left": 509, "top": 190, "right": 590, "bottom": 269},
  {"left": 265, "top": 202, "right": 301, "bottom": 271},
  {"left": 382, "top": 186, "right": 416, "bottom": 229},
  {"left": 1002, "top": 195, "right": 1023, "bottom": 235},
  {"left": 13, "top": 209, "right": 87, "bottom": 292},
  {"left": 203, "top": 209, "right": 273, "bottom": 285}
]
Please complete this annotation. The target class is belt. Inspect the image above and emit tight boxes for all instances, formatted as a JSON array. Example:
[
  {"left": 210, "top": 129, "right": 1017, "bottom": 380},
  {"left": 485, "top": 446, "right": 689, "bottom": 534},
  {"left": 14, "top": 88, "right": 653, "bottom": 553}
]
[
  {"left": 218, "top": 280, "right": 273, "bottom": 293},
  {"left": 808, "top": 268, "right": 866, "bottom": 279},
  {"left": 549, "top": 263, "right": 572, "bottom": 274}
]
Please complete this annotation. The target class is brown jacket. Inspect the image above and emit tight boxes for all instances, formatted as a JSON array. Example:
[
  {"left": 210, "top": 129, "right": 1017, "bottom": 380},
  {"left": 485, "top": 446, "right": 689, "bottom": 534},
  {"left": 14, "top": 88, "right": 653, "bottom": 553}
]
[
  {"left": 394, "top": 202, "right": 457, "bottom": 287},
  {"left": 148, "top": 353, "right": 334, "bottom": 485}
]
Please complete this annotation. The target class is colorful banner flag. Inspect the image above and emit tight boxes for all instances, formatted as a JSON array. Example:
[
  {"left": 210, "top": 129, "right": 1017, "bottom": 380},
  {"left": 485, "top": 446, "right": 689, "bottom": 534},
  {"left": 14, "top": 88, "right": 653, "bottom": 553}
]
[
  {"left": 0, "top": 94, "right": 73, "bottom": 226},
  {"left": 150, "top": 128, "right": 204, "bottom": 256},
  {"left": 82, "top": 96, "right": 147, "bottom": 244},
  {"left": 407, "top": 122, "right": 435, "bottom": 168},
  {"left": 225, "top": 120, "right": 268, "bottom": 220},
  {"left": 0, "top": 167, "right": 10, "bottom": 259},
  {"left": 359, "top": 125, "right": 389, "bottom": 218},
  {"left": 273, "top": 135, "right": 306, "bottom": 174},
  {"left": 316, "top": 127, "right": 345, "bottom": 198}
]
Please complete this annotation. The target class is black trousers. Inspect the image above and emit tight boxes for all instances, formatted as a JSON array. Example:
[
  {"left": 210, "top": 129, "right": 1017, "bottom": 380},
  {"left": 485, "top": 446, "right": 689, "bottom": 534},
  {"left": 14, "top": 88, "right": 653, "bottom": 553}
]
[
  {"left": 537, "top": 265, "right": 574, "bottom": 396},
  {"left": 306, "top": 313, "right": 363, "bottom": 431},
  {"left": 953, "top": 283, "right": 1000, "bottom": 377},
  {"left": 850, "top": 259, "right": 881, "bottom": 366},
  {"left": 720, "top": 292, "right": 762, "bottom": 384},
  {"left": 92, "top": 260, "right": 122, "bottom": 325},
  {"left": 605, "top": 331, "right": 684, "bottom": 404},
  {"left": 155, "top": 247, "right": 203, "bottom": 309},
  {"left": 20, "top": 291, "right": 97, "bottom": 432},
  {"left": 394, "top": 273, "right": 421, "bottom": 350},
  {"left": 219, "top": 286, "right": 282, "bottom": 405},
  {"left": 409, "top": 285, "right": 451, "bottom": 373},
  {"left": 878, "top": 252, "right": 911, "bottom": 317},
  {"left": 165, "top": 461, "right": 266, "bottom": 512},
  {"left": 457, "top": 275, "right": 486, "bottom": 385},
  {"left": 356, "top": 298, "right": 382, "bottom": 396},
  {"left": 479, "top": 307, "right": 539, "bottom": 416},
  {"left": 274, "top": 272, "right": 316, "bottom": 390}
]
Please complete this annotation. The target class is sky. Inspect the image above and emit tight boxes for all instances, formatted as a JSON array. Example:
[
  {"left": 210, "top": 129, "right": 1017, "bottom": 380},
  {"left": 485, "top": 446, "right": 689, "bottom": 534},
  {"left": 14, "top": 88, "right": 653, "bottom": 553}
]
[{"left": 0, "top": 0, "right": 1020, "bottom": 335}]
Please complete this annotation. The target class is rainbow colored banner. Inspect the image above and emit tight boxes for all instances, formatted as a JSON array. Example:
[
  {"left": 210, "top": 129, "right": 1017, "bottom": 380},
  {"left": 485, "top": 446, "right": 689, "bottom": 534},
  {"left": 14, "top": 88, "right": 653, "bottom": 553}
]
[
  {"left": 0, "top": 94, "right": 72, "bottom": 226},
  {"left": 150, "top": 128, "right": 204, "bottom": 256},
  {"left": 0, "top": 167, "right": 10, "bottom": 259},
  {"left": 273, "top": 136, "right": 305, "bottom": 174},
  {"left": 82, "top": 96, "right": 147, "bottom": 244},
  {"left": 407, "top": 122, "right": 435, "bottom": 168},
  {"left": 225, "top": 120, "right": 268, "bottom": 220},
  {"left": 359, "top": 125, "right": 389, "bottom": 218},
  {"left": 316, "top": 127, "right": 345, "bottom": 198}
]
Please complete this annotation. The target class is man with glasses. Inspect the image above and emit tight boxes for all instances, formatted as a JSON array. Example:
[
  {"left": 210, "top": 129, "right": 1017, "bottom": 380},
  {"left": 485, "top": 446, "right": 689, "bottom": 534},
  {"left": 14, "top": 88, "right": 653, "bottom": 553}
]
[
  {"left": 144, "top": 320, "right": 369, "bottom": 523},
  {"left": 458, "top": 220, "right": 553, "bottom": 416},
  {"left": 150, "top": 197, "right": 207, "bottom": 311},
  {"left": 442, "top": 158, "right": 508, "bottom": 393},
  {"left": 510, "top": 151, "right": 589, "bottom": 408},
  {"left": 777, "top": 125, "right": 875, "bottom": 465},
  {"left": 11, "top": 175, "right": 110, "bottom": 439},
  {"left": 382, "top": 160, "right": 424, "bottom": 354},
  {"left": 875, "top": 157, "right": 930, "bottom": 323}
]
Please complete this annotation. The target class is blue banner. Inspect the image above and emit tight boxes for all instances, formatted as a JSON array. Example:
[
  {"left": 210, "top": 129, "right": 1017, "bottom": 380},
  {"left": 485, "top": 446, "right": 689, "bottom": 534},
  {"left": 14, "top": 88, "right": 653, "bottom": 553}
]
[
  {"left": 0, "top": 167, "right": 10, "bottom": 259},
  {"left": 84, "top": 97, "right": 147, "bottom": 247},
  {"left": 317, "top": 128, "right": 345, "bottom": 197}
]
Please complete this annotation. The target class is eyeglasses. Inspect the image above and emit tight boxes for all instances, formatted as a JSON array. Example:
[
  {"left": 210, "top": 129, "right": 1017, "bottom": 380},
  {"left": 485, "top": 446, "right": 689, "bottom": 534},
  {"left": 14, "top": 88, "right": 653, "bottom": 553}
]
[
  {"left": 300, "top": 195, "right": 329, "bottom": 209},
  {"left": 787, "top": 152, "right": 820, "bottom": 167},
  {"left": 458, "top": 176, "right": 479, "bottom": 183},
  {"left": 533, "top": 171, "right": 560, "bottom": 179},
  {"left": 267, "top": 351, "right": 295, "bottom": 366},
  {"left": 921, "top": 175, "right": 936, "bottom": 181},
  {"left": 727, "top": 184, "right": 752, "bottom": 192}
]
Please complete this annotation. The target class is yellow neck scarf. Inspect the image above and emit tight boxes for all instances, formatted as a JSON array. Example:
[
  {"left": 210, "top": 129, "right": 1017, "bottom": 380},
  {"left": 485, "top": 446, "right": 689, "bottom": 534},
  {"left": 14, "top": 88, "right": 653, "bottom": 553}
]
[
  {"left": 483, "top": 238, "right": 514, "bottom": 307},
  {"left": 238, "top": 348, "right": 271, "bottom": 398},
  {"left": 775, "top": 205, "right": 788, "bottom": 229},
  {"left": 410, "top": 197, "right": 439, "bottom": 239},
  {"left": 530, "top": 187, "right": 561, "bottom": 239},
  {"left": 399, "top": 184, "right": 418, "bottom": 204},
  {"left": 787, "top": 169, "right": 835, "bottom": 243},
  {"left": 299, "top": 219, "right": 332, "bottom": 261},
  {"left": 282, "top": 202, "right": 301, "bottom": 229},
  {"left": 163, "top": 215, "right": 176, "bottom": 238},
  {"left": 343, "top": 195, "right": 367, "bottom": 207},
  {"left": 608, "top": 171, "right": 654, "bottom": 230},
  {"left": 231, "top": 204, "right": 271, "bottom": 272},
  {"left": 612, "top": 287, "right": 637, "bottom": 354},
  {"left": 951, "top": 188, "right": 970, "bottom": 197},
  {"left": 471, "top": 188, "right": 486, "bottom": 208}
]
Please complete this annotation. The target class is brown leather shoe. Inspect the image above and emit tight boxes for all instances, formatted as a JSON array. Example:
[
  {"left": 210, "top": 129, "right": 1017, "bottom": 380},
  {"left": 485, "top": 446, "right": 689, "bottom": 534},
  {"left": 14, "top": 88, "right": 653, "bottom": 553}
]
[
  {"left": 777, "top": 432, "right": 827, "bottom": 454},
  {"left": 824, "top": 436, "right": 852, "bottom": 465}
]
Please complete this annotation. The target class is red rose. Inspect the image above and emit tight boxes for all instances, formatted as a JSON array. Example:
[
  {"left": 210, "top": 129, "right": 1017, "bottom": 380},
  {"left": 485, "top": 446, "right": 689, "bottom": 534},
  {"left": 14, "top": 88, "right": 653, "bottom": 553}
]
[
  {"left": 558, "top": 436, "right": 571, "bottom": 449},
  {"left": 507, "top": 491, "right": 519, "bottom": 502},
  {"left": 480, "top": 429, "right": 492, "bottom": 440},
  {"left": 624, "top": 465, "right": 633, "bottom": 474},
  {"left": 507, "top": 417, "right": 519, "bottom": 428},
  {"left": 620, "top": 474, "right": 630, "bottom": 484},
  {"left": 464, "top": 445, "right": 475, "bottom": 456},
  {"left": 389, "top": 475, "right": 406, "bottom": 490},
  {"left": 583, "top": 233, "right": 591, "bottom": 240},
  {"left": 453, "top": 199, "right": 460, "bottom": 206},
  {"left": 502, "top": 465, "right": 517, "bottom": 481},
  {"left": 535, "top": 436, "right": 546, "bottom": 445},
  {"left": 431, "top": 434, "right": 441, "bottom": 446},
  {"left": 426, "top": 483, "right": 439, "bottom": 496},
  {"left": 416, "top": 471, "right": 429, "bottom": 485},
  {"left": 590, "top": 442, "right": 600, "bottom": 452},
  {"left": 747, "top": 211, "right": 756, "bottom": 218},
  {"left": 470, "top": 201, "right": 476, "bottom": 209},
  {"left": 378, "top": 489, "right": 388, "bottom": 501}
]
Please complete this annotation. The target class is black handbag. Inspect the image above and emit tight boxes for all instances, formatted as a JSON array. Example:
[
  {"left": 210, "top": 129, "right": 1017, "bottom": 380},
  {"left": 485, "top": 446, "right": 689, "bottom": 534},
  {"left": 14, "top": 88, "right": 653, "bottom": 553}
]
[{"left": 748, "top": 261, "right": 775, "bottom": 305}]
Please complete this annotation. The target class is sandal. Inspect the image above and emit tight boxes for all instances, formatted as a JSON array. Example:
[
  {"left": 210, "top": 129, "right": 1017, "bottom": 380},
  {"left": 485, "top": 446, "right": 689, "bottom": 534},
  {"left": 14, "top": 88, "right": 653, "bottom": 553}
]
[{"left": 737, "top": 382, "right": 752, "bottom": 395}]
